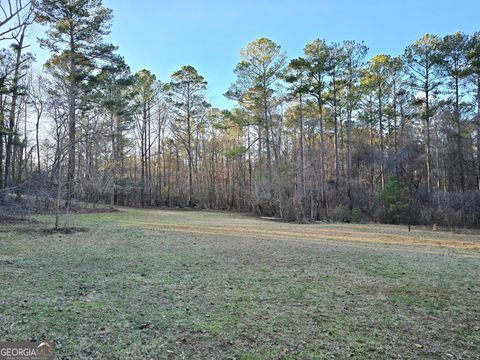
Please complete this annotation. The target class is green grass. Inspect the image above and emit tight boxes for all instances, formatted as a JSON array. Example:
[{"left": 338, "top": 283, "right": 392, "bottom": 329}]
[{"left": 0, "top": 208, "right": 479, "bottom": 359}]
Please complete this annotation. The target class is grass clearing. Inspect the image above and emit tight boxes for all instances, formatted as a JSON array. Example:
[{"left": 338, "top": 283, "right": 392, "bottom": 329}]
[{"left": 1, "top": 208, "right": 479, "bottom": 359}]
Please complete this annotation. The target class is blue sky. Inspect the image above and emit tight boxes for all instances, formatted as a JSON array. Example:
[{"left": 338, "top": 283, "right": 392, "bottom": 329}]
[{"left": 29, "top": 0, "right": 480, "bottom": 108}]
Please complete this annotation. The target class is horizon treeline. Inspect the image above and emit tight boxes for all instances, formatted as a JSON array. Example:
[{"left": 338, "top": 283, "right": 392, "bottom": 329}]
[{"left": 1, "top": 0, "right": 480, "bottom": 226}]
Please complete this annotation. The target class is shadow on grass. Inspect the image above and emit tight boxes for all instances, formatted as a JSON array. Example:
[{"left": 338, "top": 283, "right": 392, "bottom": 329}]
[{"left": 12, "top": 226, "right": 89, "bottom": 235}]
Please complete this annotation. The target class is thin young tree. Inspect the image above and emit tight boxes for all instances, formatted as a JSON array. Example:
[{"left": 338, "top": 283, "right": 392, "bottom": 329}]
[{"left": 28, "top": 71, "right": 47, "bottom": 173}]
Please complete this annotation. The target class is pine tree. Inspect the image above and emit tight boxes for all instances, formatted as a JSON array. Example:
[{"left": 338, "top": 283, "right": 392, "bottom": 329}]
[{"left": 36, "top": 0, "right": 114, "bottom": 207}]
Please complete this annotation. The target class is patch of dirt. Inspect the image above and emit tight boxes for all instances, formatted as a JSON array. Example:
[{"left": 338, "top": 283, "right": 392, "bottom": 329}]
[
  {"left": 40, "top": 227, "right": 89, "bottom": 235},
  {"left": 0, "top": 197, "right": 118, "bottom": 217},
  {"left": 0, "top": 215, "right": 39, "bottom": 225},
  {"left": 13, "top": 226, "right": 89, "bottom": 235},
  {"left": 29, "top": 206, "right": 118, "bottom": 215},
  {"left": 68, "top": 206, "right": 119, "bottom": 215}
]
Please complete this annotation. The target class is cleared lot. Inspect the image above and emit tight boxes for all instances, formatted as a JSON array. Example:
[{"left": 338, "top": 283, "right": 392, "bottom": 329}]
[{"left": 0, "top": 208, "right": 479, "bottom": 359}]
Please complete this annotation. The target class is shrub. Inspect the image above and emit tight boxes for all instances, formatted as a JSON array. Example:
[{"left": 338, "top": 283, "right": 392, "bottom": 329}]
[
  {"left": 329, "top": 206, "right": 351, "bottom": 222},
  {"left": 380, "top": 176, "right": 409, "bottom": 224},
  {"left": 351, "top": 208, "right": 361, "bottom": 223}
]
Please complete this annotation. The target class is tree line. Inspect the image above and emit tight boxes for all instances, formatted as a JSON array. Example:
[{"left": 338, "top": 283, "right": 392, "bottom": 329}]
[{"left": 1, "top": 0, "right": 479, "bottom": 226}]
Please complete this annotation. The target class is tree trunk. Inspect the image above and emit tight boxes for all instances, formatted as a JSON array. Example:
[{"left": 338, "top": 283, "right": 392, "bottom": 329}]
[
  {"left": 318, "top": 97, "right": 327, "bottom": 220},
  {"left": 187, "top": 103, "right": 194, "bottom": 207},
  {"left": 5, "top": 27, "right": 25, "bottom": 186},
  {"left": 295, "top": 93, "right": 306, "bottom": 221},
  {"left": 0, "top": 93, "right": 5, "bottom": 190},
  {"left": 378, "top": 89, "right": 385, "bottom": 191},
  {"left": 66, "top": 29, "right": 77, "bottom": 208},
  {"left": 455, "top": 76, "right": 465, "bottom": 193},
  {"left": 298, "top": 93, "right": 305, "bottom": 197},
  {"left": 35, "top": 110, "right": 41, "bottom": 172},
  {"left": 425, "top": 64, "right": 432, "bottom": 194},
  {"left": 347, "top": 105, "right": 353, "bottom": 210},
  {"left": 477, "top": 76, "right": 480, "bottom": 191},
  {"left": 333, "top": 75, "right": 340, "bottom": 182}
]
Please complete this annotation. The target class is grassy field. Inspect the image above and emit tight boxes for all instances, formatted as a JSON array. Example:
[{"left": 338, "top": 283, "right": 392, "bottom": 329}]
[{"left": 1, "top": 208, "right": 479, "bottom": 359}]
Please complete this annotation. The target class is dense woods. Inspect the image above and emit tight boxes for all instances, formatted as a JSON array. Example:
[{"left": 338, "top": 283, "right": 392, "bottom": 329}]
[{"left": 1, "top": 0, "right": 480, "bottom": 226}]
